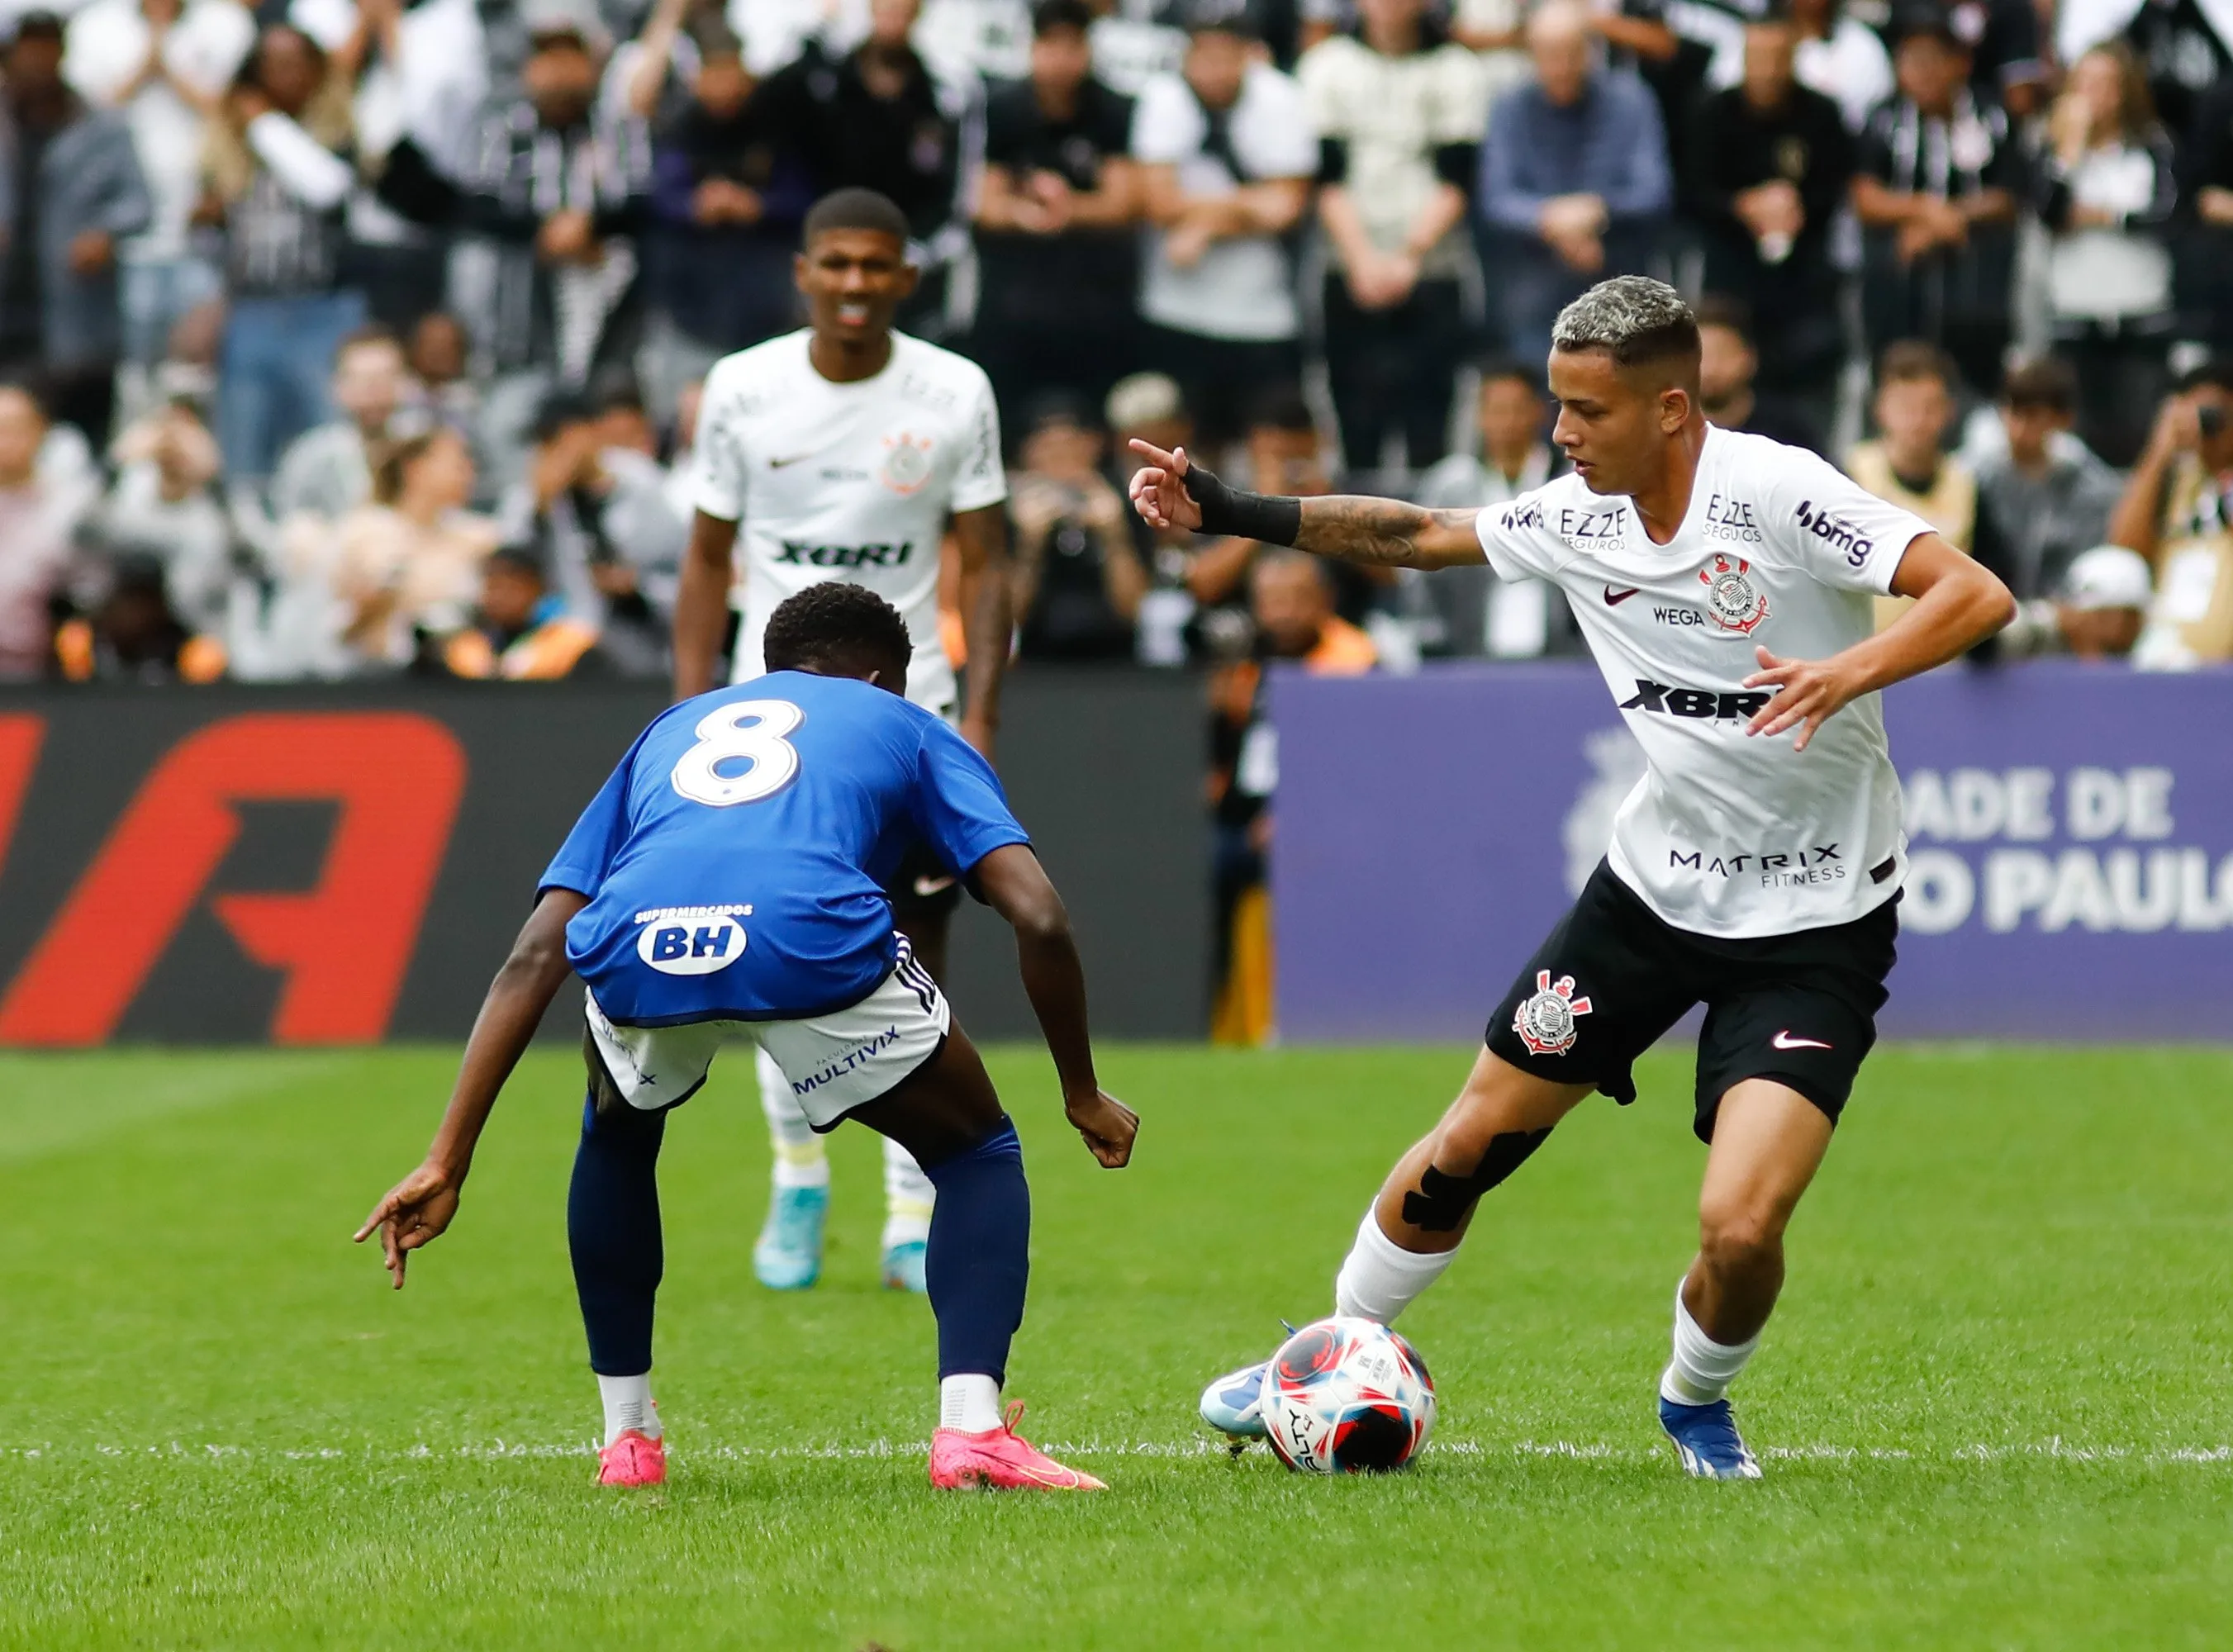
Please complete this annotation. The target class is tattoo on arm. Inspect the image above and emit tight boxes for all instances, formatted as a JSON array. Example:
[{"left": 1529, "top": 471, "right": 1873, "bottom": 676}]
[{"left": 1294, "top": 497, "right": 1479, "bottom": 567}]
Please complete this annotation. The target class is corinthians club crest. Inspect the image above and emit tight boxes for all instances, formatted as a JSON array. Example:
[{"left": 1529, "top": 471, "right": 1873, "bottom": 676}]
[
  {"left": 1699, "top": 553, "right": 1770, "bottom": 634},
  {"left": 880, "top": 432, "right": 934, "bottom": 496},
  {"left": 1513, "top": 971, "right": 1592, "bottom": 1056}
]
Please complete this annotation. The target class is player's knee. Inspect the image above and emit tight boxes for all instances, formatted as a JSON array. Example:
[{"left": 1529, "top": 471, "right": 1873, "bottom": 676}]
[
  {"left": 1696, "top": 1200, "right": 1784, "bottom": 1274},
  {"left": 1400, "top": 1127, "right": 1551, "bottom": 1231}
]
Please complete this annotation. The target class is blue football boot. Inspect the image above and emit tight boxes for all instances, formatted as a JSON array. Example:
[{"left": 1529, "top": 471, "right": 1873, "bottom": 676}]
[
  {"left": 753, "top": 1184, "right": 828, "bottom": 1290},
  {"left": 1199, "top": 1360, "right": 1271, "bottom": 1441},
  {"left": 881, "top": 1238, "right": 929, "bottom": 1293},
  {"left": 1658, "top": 1395, "right": 1764, "bottom": 1480}
]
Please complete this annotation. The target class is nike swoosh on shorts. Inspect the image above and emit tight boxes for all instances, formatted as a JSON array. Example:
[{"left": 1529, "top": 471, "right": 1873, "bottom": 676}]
[
  {"left": 1771, "top": 1031, "right": 1834, "bottom": 1051},
  {"left": 1603, "top": 586, "right": 1641, "bottom": 605}
]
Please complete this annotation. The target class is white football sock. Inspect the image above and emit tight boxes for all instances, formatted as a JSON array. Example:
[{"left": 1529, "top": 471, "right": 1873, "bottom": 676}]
[
  {"left": 882, "top": 1137, "right": 935, "bottom": 1250},
  {"left": 938, "top": 1373, "right": 1003, "bottom": 1434},
  {"left": 758, "top": 1048, "right": 829, "bottom": 1190},
  {"left": 1659, "top": 1275, "right": 1760, "bottom": 1406},
  {"left": 597, "top": 1373, "right": 659, "bottom": 1445},
  {"left": 1332, "top": 1206, "right": 1458, "bottom": 1325}
]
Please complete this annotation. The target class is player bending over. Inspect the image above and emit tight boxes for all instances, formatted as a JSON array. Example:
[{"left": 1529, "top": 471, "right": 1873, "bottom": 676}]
[
  {"left": 356, "top": 583, "right": 1136, "bottom": 1492},
  {"left": 672, "top": 187, "right": 1014, "bottom": 1297},
  {"left": 1131, "top": 277, "right": 2012, "bottom": 1479}
]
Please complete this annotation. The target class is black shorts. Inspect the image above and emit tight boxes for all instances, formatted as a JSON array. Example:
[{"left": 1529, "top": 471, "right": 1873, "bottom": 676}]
[
  {"left": 886, "top": 838, "right": 963, "bottom": 920},
  {"left": 1484, "top": 861, "right": 1899, "bottom": 1142}
]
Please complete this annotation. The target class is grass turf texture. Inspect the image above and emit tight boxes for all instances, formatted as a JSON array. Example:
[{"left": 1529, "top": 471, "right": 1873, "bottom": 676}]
[{"left": 2, "top": 1045, "right": 2229, "bottom": 1650}]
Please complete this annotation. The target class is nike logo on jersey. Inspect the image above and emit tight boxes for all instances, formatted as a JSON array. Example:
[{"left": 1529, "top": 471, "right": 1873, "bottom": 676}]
[
  {"left": 768, "top": 451, "right": 816, "bottom": 468},
  {"left": 1603, "top": 586, "right": 1641, "bottom": 605},
  {"left": 1771, "top": 1031, "right": 1834, "bottom": 1051}
]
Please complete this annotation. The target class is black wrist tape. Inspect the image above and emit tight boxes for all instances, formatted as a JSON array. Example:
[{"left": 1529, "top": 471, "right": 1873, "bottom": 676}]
[{"left": 1182, "top": 461, "right": 1304, "bottom": 547}]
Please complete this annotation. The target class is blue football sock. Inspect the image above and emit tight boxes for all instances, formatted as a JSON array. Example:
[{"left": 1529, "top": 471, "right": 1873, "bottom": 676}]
[
  {"left": 568, "top": 1092, "right": 670, "bottom": 1377},
  {"left": 919, "top": 1116, "right": 1030, "bottom": 1385}
]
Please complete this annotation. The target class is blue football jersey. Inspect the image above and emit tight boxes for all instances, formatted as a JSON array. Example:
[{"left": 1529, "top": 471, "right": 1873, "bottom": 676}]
[{"left": 540, "top": 671, "right": 1029, "bottom": 1024}]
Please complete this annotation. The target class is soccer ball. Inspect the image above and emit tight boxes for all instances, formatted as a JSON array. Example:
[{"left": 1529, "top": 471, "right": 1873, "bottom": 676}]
[{"left": 1261, "top": 1316, "right": 1437, "bottom": 1474}]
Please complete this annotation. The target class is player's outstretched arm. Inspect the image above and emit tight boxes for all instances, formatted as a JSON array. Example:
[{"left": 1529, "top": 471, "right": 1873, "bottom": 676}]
[
  {"left": 971, "top": 843, "right": 1138, "bottom": 1169},
  {"left": 671, "top": 511, "right": 739, "bottom": 700},
  {"left": 353, "top": 889, "right": 589, "bottom": 1287},
  {"left": 1744, "top": 533, "right": 2016, "bottom": 752},
  {"left": 1127, "top": 440, "right": 1485, "bottom": 571}
]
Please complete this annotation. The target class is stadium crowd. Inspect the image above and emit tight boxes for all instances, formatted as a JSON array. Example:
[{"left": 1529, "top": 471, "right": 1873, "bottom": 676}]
[{"left": 0, "top": 0, "right": 2228, "bottom": 690}]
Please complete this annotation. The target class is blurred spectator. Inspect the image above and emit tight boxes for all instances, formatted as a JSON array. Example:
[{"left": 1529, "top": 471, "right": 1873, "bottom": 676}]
[
  {"left": 1207, "top": 548, "right": 1373, "bottom": 1042},
  {"left": 1451, "top": 0, "right": 1528, "bottom": 100},
  {"left": 2067, "top": 0, "right": 2233, "bottom": 140},
  {"left": 91, "top": 396, "right": 233, "bottom": 633},
  {"left": 378, "top": 2, "right": 653, "bottom": 493},
  {"left": 1995, "top": 543, "right": 2153, "bottom": 660},
  {"left": 753, "top": 0, "right": 976, "bottom": 337},
  {"left": 1788, "top": 0, "right": 1891, "bottom": 134},
  {"left": 1974, "top": 354, "right": 2123, "bottom": 601},
  {"left": 2036, "top": 42, "right": 2176, "bottom": 468},
  {"left": 1684, "top": 12, "right": 1850, "bottom": 429},
  {"left": 1415, "top": 360, "right": 1574, "bottom": 657},
  {"left": 438, "top": 544, "right": 601, "bottom": 677},
  {"left": 496, "top": 389, "right": 682, "bottom": 675},
  {"left": 334, "top": 0, "right": 489, "bottom": 329},
  {"left": 332, "top": 425, "right": 499, "bottom": 667},
  {"left": 0, "top": 12, "right": 154, "bottom": 446},
  {"left": 1848, "top": 339, "right": 2007, "bottom": 629},
  {"left": 972, "top": 0, "right": 1141, "bottom": 423},
  {"left": 63, "top": 0, "right": 253, "bottom": 373},
  {"left": 2111, "top": 361, "right": 2233, "bottom": 667},
  {"left": 1950, "top": 0, "right": 2050, "bottom": 118},
  {"left": 1851, "top": 10, "right": 2022, "bottom": 401},
  {"left": 0, "top": 382, "right": 93, "bottom": 678},
  {"left": 199, "top": 22, "right": 363, "bottom": 481},
  {"left": 269, "top": 325, "right": 410, "bottom": 521},
  {"left": 1184, "top": 386, "right": 1367, "bottom": 620},
  {"left": 1300, "top": 0, "right": 1486, "bottom": 485},
  {"left": 54, "top": 551, "right": 228, "bottom": 681},
  {"left": 1105, "top": 368, "right": 1200, "bottom": 663},
  {"left": 644, "top": 18, "right": 805, "bottom": 396},
  {"left": 405, "top": 309, "right": 482, "bottom": 450},
  {"left": 1007, "top": 393, "right": 1145, "bottom": 659},
  {"left": 1477, "top": 0, "right": 1670, "bottom": 369},
  {"left": 1693, "top": 293, "right": 1824, "bottom": 453},
  {"left": 1086, "top": 0, "right": 1187, "bottom": 97},
  {"left": 2181, "top": 78, "right": 2233, "bottom": 355},
  {"left": 1132, "top": 3, "right": 1314, "bottom": 450}
]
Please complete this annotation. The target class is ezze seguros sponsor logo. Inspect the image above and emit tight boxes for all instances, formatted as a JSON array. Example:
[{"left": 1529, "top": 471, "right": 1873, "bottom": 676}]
[{"left": 636, "top": 904, "right": 751, "bottom": 975}]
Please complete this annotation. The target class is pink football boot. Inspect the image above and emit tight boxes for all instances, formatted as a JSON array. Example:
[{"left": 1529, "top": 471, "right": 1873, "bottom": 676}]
[
  {"left": 929, "top": 1402, "right": 1106, "bottom": 1491},
  {"left": 597, "top": 1428, "right": 667, "bottom": 1488}
]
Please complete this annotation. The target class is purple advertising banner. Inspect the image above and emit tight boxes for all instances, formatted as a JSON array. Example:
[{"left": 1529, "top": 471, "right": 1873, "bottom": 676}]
[{"left": 1271, "top": 661, "right": 2233, "bottom": 1042}]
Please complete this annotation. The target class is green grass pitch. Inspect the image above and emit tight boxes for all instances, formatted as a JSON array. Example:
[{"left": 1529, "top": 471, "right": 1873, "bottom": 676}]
[{"left": 2, "top": 1042, "right": 2229, "bottom": 1649}]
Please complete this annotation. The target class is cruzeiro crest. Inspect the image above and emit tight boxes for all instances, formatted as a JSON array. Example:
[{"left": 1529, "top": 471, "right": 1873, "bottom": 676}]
[
  {"left": 1699, "top": 553, "right": 1770, "bottom": 634},
  {"left": 1513, "top": 970, "right": 1593, "bottom": 1056}
]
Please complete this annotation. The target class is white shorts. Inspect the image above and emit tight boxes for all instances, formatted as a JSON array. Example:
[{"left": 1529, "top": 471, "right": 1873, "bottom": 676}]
[{"left": 583, "top": 941, "right": 952, "bottom": 1129}]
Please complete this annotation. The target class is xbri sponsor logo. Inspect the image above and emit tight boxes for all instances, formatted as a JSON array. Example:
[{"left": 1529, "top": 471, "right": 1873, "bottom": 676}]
[
  {"left": 776, "top": 540, "right": 915, "bottom": 568},
  {"left": 1618, "top": 679, "right": 1774, "bottom": 721},
  {"left": 1794, "top": 499, "right": 1874, "bottom": 567},
  {"left": 635, "top": 903, "right": 751, "bottom": 976}
]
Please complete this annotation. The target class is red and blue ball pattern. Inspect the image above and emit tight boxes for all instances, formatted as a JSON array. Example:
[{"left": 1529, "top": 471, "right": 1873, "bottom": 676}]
[{"left": 1262, "top": 1317, "right": 1437, "bottom": 1474}]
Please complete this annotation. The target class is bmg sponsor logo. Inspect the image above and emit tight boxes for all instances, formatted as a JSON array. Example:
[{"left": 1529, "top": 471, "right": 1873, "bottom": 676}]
[
  {"left": 636, "top": 904, "right": 751, "bottom": 974},
  {"left": 1794, "top": 500, "right": 1874, "bottom": 567}
]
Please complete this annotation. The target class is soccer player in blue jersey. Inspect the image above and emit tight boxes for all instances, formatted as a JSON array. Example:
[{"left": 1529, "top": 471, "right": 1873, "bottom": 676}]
[{"left": 356, "top": 583, "right": 1138, "bottom": 1492}]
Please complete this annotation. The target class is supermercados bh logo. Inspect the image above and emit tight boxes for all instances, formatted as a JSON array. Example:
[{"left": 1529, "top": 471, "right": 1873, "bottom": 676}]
[
  {"left": 1897, "top": 767, "right": 2233, "bottom": 935},
  {"left": 636, "top": 904, "right": 751, "bottom": 974},
  {"left": 1794, "top": 499, "right": 1874, "bottom": 568}
]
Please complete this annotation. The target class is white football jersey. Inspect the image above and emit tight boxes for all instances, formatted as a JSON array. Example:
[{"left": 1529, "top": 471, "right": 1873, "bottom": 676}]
[
  {"left": 689, "top": 330, "right": 1007, "bottom": 716},
  {"left": 1475, "top": 426, "right": 1936, "bottom": 939}
]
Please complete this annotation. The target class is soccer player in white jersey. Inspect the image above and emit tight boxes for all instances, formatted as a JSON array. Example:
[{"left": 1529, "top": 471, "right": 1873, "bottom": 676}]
[
  {"left": 672, "top": 188, "right": 1013, "bottom": 1296},
  {"left": 1129, "top": 277, "right": 2015, "bottom": 1479}
]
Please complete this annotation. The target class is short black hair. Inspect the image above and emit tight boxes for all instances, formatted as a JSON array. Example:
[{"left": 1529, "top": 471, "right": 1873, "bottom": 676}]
[
  {"left": 1244, "top": 384, "right": 1316, "bottom": 437},
  {"left": 2001, "top": 354, "right": 2079, "bottom": 412},
  {"left": 1876, "top": 338, "right": 1956, "bottom": 391},
  {"left": 1033, "top": 0, "right": 1094, "bottom": 35},
  {"left": 487, "top": 545, "right": 546, "bottom": 582},
  {"left": 1475, "top": 358, "right": 1542, "bottom": 396},
  {"left": 2174, "top": 358, "right": 2233, "bottom": 398},
  {"left": 763, "top": 582, "right": 913, "bottom": 680},
  {"left": 7, "top": 10, "right": 64, "bottom": 45},
  {"left": 802, "top": 188, "right": 911, "bottom": 249},
  {"left": 1691, "top": 292, "right": 1755, "bottom": 347},
  {"left": 531, "top": 389, "right": 597, "bottom": 443}
]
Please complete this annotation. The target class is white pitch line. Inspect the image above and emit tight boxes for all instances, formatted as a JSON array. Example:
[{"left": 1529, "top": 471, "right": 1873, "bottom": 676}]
[{"left": 3, "top": 1441, "right": 2230, "bottom": 1465}]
